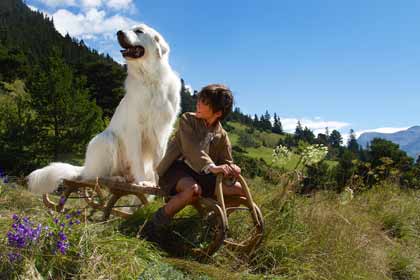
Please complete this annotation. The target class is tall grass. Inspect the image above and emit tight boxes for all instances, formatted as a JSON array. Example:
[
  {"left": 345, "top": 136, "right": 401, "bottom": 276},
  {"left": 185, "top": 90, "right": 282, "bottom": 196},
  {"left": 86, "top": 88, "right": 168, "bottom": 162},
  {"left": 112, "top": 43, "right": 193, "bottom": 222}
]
[{"left": 1, "top": 178, "right": 420, "bottom": 279}]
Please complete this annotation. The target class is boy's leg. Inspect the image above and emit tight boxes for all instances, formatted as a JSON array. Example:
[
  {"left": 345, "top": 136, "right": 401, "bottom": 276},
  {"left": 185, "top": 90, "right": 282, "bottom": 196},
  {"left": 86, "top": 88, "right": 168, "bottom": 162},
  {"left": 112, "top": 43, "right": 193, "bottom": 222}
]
[
  {"left": 221, "top": 181, "right": 246, "bottom": 208},
  {"left": 222, "top": 181, "right": 245, "bottom": 197},
  {"left": 163, "top": 177, "right": 202, "bottom": 217},
  {"left": 142, "top": 177, "right": 201, "bottom": 242}
]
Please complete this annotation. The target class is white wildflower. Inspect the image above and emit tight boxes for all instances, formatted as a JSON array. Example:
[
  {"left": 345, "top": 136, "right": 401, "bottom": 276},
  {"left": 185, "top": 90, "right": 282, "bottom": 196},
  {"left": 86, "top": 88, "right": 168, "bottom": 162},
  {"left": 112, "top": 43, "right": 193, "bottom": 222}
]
[
  {"left": 301, "top": 144, "right": 328, "bottom": 166},
  {"left": 272, "top": 145, "right": 291, "bottom": 163}
]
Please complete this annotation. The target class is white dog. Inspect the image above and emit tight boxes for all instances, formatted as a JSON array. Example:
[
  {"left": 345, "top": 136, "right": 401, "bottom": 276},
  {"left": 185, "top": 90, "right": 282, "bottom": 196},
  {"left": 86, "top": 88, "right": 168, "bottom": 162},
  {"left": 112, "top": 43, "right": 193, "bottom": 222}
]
[{"left": 28, "top": 24, "right": 181, "bottom": 194}]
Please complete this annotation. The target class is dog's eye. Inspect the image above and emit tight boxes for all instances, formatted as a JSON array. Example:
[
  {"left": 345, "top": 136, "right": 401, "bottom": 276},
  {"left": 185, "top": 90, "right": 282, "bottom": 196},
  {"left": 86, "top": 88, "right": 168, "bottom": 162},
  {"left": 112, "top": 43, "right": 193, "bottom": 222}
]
[{"left": 135, "top": 29, "right": 144, "bottom": 34}]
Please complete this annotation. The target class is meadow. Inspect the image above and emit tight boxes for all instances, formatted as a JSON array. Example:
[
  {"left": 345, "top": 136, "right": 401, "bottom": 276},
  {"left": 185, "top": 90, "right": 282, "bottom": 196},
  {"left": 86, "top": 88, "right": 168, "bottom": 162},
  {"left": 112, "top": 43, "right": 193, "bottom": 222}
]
[{"left": 1, "top": 174, "right": 420, "bottom": 279}]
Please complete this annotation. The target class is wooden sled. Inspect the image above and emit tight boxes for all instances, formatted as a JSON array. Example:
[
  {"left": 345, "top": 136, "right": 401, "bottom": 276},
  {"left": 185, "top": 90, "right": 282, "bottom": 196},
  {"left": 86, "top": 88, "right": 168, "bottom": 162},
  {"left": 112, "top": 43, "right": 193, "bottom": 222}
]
[{"left": 42, "top": 174, "right": 264, "bottom": 257}]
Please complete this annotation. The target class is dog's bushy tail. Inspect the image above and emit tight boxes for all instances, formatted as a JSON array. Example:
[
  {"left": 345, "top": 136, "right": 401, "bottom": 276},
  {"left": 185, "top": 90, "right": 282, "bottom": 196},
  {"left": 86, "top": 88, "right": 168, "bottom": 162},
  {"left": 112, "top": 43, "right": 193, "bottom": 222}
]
[{"left": 27, "top": 163, "right": 84, "bottom": 194}]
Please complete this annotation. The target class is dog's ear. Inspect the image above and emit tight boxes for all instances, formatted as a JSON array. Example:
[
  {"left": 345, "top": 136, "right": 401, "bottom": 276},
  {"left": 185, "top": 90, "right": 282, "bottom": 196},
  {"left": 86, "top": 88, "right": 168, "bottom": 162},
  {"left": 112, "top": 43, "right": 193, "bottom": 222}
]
[{"left": 154, "top": 35, "right": 169, "bottom": 58}]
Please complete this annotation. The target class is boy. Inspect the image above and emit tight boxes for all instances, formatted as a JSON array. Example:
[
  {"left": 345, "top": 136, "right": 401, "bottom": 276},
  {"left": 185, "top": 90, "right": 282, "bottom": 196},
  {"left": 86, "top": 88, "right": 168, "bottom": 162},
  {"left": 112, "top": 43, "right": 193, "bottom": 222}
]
[{"left": 144, "top": 84, "right": 244, "bottom": 241}]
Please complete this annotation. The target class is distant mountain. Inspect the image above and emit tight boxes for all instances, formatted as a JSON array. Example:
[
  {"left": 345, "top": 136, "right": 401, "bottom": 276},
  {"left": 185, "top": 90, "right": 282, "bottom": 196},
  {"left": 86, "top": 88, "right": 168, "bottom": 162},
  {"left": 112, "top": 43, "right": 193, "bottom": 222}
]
[{"left": 357, "top": 126, "right": 420, "bottom": 159}]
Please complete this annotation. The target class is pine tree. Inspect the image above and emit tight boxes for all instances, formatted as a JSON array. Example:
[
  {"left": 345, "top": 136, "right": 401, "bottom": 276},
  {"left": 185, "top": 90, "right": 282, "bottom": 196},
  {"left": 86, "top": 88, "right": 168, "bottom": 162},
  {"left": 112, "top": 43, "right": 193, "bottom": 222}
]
[
  {"left": 272, "top": 113, "right": 283, "bottom": 134},
  {"left": 253, "top": 114, "right": 260, "bottom": 129},
  {"left": 180, "top": 78, "right": 196, "bottom": 114},
  {"left": 294, "top": 121, "right": 304, "bottom": 141},
  {"left": 347, "top": 129, "right": 360, "bottom": 155},
  {"left": 329, "top": 130, "right": 343, "bottom": 148},
  {"left": 30, "top": 48, "right": 103, "bottom": 161},
  {"left": 0, "top": 79, "right": 37, "bottom": 174},
  {"left": 302, "top": 126, "right": 315, "bottom": 144},
  {"left": 263, "top": 110, "right": 272, "bottom": 131}
]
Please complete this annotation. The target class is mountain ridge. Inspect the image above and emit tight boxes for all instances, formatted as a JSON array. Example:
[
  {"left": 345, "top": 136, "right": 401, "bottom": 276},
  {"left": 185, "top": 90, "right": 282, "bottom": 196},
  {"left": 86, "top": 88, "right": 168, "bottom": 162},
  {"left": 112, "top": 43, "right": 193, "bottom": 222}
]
[{"left": 358, "top": 126, "right": 420, "bottom": 159}]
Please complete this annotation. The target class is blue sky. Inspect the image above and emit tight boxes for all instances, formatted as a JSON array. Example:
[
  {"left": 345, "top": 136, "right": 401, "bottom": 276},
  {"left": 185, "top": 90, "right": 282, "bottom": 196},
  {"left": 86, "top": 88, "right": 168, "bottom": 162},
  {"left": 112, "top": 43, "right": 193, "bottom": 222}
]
[{"left": 27, "top": 0, "right": 420, "bottom": 140}]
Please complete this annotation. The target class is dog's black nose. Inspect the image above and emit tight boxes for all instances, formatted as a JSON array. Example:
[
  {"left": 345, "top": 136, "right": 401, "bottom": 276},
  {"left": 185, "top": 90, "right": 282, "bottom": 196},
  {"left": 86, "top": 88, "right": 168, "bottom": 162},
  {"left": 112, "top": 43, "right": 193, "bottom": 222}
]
[{"left": 117, "top": 30, "right": 132, "bottom": 49}]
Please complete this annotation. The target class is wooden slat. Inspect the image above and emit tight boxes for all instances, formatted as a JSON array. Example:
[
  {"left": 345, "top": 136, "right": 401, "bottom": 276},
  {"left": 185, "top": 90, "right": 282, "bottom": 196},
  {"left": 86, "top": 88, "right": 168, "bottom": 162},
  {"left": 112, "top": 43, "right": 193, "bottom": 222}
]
[{"left": 62, "top": 178, "right": 165, "bottom": 196}]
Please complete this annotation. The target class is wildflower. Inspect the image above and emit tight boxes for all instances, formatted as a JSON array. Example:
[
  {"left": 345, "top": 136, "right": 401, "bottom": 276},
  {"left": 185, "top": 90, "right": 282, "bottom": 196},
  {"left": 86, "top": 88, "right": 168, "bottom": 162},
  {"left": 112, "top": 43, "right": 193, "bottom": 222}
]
[
  {"left": 58, "top": 231, "right": 67, "bottom": 241},
  {"left": 301, "top": 144, "right": 329, "bottom": 166},
  {"left": 7, "top": 215, "right": 42, "bottom": 249},
  {"left": 59, "top": 196, "right": 66, "bottom": 205},
  {"left": 7, "top": 252, "right": 22, "bottom": 263},
  {"left": 56, "top": 240, "right": 69, "bottom": 254},
  {"left": 272, "top": 145, "right": 291, "bottom": 163}
]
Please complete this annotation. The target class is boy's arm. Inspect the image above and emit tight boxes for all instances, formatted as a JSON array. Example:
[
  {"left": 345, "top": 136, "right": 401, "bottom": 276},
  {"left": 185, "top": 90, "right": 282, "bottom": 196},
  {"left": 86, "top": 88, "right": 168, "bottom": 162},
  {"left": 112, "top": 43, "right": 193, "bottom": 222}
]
[{"left": 208, "top": 133, "right": 241, "bottom": 177}]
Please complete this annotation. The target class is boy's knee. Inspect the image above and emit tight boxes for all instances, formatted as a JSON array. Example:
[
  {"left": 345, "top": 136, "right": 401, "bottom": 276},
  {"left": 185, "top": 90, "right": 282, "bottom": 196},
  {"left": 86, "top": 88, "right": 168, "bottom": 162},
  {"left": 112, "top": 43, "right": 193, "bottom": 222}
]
[{"left": 188, "top": 184, "right": 201, "bottom": 203}]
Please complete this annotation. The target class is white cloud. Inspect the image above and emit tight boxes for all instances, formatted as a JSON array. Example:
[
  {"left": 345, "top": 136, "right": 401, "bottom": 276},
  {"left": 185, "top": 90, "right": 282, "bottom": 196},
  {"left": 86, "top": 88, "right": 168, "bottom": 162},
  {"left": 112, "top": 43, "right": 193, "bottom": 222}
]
[
  {"left": 280, "top": 117, "right": 350, "bottom": 136},
  {"left": 27, "top": 4, "right": 39, "bottom": 11},
  {"left": 81, "top": 0, "right": 102, "bottom": 9},
  {"left": 185, "top": 84, "right": 193, "bottom": 95},
  {"left": 39, "top": 0, "right": 76, "bottom": 7},
  {"left": 51, "top": 8, "right": 137, "bottom": 40},
  {"left": 106, "top": 0, "right": 134, "bottom": 11}
]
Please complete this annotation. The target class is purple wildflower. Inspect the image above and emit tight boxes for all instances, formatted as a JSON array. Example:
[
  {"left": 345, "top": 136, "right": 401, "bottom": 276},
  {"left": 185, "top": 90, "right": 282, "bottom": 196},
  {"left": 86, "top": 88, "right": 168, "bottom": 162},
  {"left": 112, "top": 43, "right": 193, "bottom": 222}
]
[
  {"left": 58, "top": 231, "right": 67, "bottom": 241},
  {"left": 59, "top": 196, "right": 66, "bottom": 205},
  {"left": 7, "top": 252, "right": 22, "bottom": 263},
  {"left": 53, "top": 218, "right": 59, "bottom": 224},
  {"left": 7, "top": 216, "right": 42, "bottom": 249},
  {"left": 65, "top": 214, "right": 72, "bottom": 220},
  {"left": 75, "top": 219, "right": 80, "bottom": 225},
  {"left": 56, "top": 240, "right": 69, "bottom": 254},
  {"left": 22, "top": 216, "right": 32, "bottom": 225}
]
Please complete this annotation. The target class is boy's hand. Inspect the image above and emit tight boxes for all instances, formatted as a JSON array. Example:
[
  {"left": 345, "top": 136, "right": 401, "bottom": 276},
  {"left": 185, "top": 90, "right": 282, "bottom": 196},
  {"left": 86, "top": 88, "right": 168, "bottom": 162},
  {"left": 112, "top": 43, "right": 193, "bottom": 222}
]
[
  {"left": 209, "top": 164, "right": 232, "bottom": 176},
  {"left": 209, "top": 164, "right": 241, "bottom": 177},
  {"left": 229, "top": 164, "right": 241, "bottom": 178}
]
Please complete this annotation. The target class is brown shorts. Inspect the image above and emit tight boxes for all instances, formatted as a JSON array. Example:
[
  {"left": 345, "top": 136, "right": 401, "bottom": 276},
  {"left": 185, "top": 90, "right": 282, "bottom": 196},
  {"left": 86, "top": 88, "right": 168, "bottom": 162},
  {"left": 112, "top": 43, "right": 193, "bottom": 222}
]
[{"left": 159, "top": 160, "right": 216, "bottom": 197}]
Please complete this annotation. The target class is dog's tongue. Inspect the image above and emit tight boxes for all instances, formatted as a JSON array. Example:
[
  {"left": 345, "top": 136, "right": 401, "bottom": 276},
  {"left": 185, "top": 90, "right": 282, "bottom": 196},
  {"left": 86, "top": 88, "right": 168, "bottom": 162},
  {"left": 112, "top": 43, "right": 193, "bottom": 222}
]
[{"left": 121, "top": 46, "right": 145, "bottom": 58}]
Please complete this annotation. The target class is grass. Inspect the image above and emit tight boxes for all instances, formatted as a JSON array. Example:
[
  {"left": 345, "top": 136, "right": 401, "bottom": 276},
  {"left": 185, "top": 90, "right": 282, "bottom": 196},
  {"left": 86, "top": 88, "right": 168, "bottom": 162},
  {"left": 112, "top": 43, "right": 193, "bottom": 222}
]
[{"left": 1, "top": 178, "right": 420, "bottom": 279}]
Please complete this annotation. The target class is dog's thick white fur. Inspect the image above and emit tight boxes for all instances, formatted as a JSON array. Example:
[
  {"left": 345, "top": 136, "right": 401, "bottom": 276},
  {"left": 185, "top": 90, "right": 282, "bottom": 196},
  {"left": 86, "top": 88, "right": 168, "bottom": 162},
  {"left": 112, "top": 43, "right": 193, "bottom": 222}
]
[{"left": 28, "top": 24, "right": 181, "bottom": 194}]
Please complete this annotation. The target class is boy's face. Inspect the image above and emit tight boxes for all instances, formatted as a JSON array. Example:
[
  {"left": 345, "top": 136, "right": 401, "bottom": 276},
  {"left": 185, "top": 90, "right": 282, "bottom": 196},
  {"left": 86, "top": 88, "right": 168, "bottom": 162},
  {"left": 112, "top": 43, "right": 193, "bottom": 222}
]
[{"left": 196, "top": 99, "right": 221, "bottom": 121}]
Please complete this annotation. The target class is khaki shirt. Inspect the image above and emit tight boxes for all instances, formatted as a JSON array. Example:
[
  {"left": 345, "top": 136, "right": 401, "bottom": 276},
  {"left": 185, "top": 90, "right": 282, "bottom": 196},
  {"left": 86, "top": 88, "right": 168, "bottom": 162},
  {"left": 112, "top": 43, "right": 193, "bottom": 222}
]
[{"left": 156, "top": 112, "right": 233, "bottom": 177}]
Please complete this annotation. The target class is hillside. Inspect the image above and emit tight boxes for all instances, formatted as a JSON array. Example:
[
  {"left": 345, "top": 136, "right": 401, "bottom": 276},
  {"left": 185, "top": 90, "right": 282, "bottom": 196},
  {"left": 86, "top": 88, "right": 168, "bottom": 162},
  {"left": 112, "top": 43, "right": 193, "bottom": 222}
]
[
  {"left": 358, "top": 126, "right": 420, "bottom": 159},
  {"left": 0, "top": 0, "right": 127, "bottom": 119}
]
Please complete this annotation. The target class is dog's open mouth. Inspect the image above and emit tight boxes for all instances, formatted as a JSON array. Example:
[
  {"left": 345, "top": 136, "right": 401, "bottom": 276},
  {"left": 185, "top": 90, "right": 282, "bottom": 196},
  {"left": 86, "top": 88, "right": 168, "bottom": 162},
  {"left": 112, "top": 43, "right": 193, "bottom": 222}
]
[{"left": 120, "top": 46, "right": 145, "bottom": 59}]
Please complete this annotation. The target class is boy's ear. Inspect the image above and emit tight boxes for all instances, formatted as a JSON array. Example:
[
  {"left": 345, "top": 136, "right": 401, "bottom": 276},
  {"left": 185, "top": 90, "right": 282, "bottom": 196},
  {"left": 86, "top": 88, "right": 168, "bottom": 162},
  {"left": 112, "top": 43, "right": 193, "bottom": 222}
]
[{"left": 215, "top": 111, "right": 222, "bottom": 119}]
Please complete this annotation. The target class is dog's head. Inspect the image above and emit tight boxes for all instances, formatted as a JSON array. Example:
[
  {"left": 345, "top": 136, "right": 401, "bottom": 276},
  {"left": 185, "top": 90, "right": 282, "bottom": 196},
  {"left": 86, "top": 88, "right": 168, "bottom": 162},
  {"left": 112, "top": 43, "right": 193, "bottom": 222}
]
[{"left": 117, "top": 24, "right": 170, "bottom": 63}]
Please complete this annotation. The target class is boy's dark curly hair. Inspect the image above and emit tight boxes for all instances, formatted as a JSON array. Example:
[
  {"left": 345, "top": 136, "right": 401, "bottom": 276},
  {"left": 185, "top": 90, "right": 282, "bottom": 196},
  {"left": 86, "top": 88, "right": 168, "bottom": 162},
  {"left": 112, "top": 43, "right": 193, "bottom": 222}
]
[{"left": 197, "top": 84, "right": 233, "bottom": 121}]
